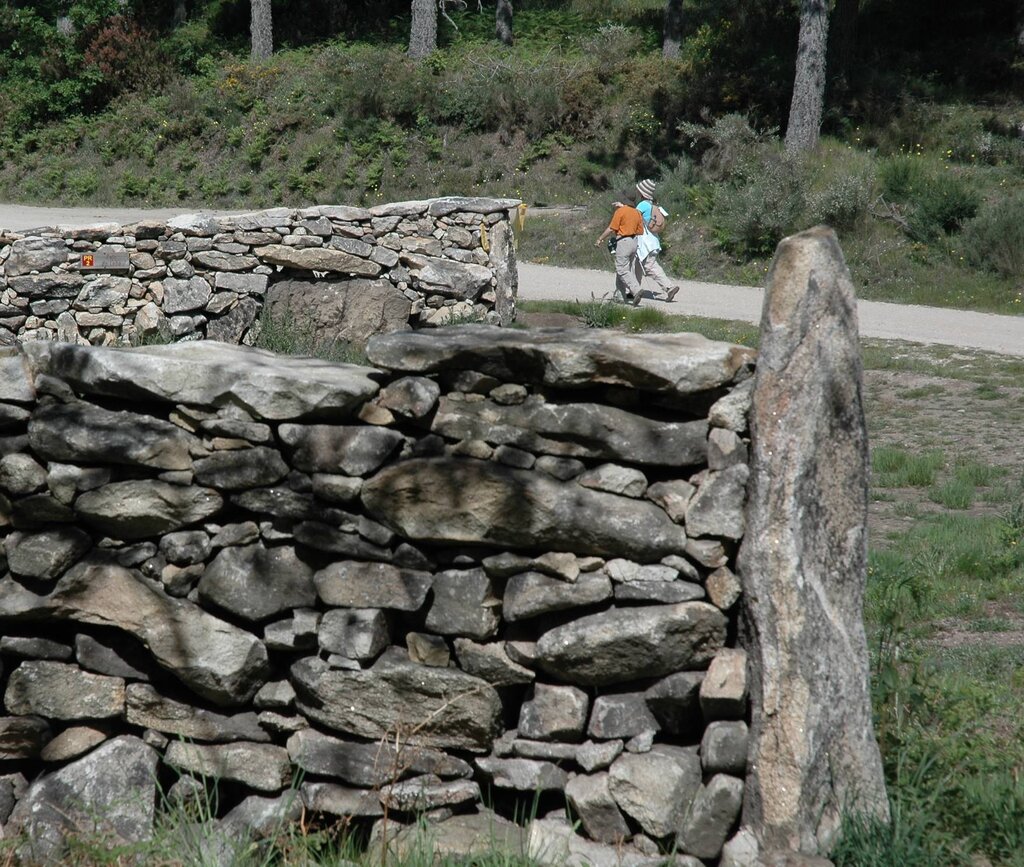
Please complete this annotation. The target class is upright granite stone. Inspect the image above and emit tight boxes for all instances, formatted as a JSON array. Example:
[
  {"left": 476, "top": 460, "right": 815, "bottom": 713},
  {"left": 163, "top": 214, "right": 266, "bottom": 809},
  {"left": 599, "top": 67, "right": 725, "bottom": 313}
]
[{"left": 737, "top": 226, "right": 889, "bottom": 857}]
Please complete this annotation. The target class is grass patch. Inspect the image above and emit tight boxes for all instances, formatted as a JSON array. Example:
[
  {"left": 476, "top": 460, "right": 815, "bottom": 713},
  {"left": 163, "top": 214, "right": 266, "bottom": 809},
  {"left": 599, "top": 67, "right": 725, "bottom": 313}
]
[
  {"left": 252, "top": 307, "right": 368, "bottom": 365},
  {"left": 928, "top": 478, "right": 975, "bottom": 510},
  {"left": 872, "top": 447, "right": 945, "bottom": 487}
]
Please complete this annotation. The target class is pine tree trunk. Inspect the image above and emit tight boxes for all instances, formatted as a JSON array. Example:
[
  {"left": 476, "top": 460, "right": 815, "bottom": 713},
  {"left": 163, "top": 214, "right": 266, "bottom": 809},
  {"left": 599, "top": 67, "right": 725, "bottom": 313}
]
[
  {"left": 663, "top": 0, "right": 683, "bottom": 59},
  {"left": 496, "top": 0, "right": 513, "bottom": 46},
  {"left": 250, "top": 0, "right": 273, "bottom": 60},
  {"left": 409, "top": 0, "right": 437, "bottom": 59},
  {"left": 173, "top": 0, "right": 187, "bottom": 27},
  {"left": 785, "top": 0, "right": 830, "bottom": 154}
]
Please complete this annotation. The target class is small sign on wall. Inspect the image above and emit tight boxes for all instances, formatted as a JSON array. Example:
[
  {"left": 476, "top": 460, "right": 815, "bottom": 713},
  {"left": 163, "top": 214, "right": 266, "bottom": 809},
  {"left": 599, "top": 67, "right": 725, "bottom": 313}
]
[{"left": 80, "top": 246, "right": 130, "bottom": 273}]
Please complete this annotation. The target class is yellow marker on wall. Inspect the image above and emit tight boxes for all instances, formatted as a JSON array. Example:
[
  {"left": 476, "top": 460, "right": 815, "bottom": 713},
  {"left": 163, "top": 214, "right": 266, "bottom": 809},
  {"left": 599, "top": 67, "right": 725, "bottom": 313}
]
[{"left": 479, "top": 221, "right": 490, "bottom": 253}]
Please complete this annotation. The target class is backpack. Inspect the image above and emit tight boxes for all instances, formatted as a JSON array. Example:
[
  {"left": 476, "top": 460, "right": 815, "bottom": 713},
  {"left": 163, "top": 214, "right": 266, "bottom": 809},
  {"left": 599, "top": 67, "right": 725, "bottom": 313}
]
[{"left": 648, "top": 205, "right": 667, "bottom": 236}]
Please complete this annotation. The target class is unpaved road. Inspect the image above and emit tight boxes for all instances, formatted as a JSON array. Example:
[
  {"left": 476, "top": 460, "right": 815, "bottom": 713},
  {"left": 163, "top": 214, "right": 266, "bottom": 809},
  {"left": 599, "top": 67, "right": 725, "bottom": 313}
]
[{"left": 3, "top": 204, "right": 1022, "bottom": 357}]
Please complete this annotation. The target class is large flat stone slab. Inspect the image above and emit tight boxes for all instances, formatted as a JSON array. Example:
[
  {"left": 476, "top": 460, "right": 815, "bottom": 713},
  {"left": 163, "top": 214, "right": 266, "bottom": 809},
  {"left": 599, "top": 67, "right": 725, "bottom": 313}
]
[
  {"left": 21, "top": 341, "right": 383, "bottom": 421},
  {"left": 361, "top": 457, "right": 689, "bottom": 562},
  {"left": 291, "top": 656, "right": 501, "bottom": 752},
  {"left": 535, "top": 603, "right": 727, "bottom": 686},
  {"left": 366, "top": 326, "right": 754, "bottom": 398},
  {"left": 431, "top": 395, "right": 707, "bottom": 467}
]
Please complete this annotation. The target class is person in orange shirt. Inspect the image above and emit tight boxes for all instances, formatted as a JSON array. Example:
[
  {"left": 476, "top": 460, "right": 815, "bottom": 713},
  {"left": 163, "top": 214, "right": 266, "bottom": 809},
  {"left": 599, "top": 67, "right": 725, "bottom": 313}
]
[{"left": 595, "top": 190, "right": 645, "bottom": 304}]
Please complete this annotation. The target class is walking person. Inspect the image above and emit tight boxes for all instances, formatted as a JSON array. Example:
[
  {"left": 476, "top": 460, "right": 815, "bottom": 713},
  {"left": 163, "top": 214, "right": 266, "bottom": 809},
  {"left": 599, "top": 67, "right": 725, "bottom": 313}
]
[
  {"left": 594, "top": 190, "right": 645, "bottom": 304},
  {"left": 633, "top": 178, "right": 679, "bottom": 304}
]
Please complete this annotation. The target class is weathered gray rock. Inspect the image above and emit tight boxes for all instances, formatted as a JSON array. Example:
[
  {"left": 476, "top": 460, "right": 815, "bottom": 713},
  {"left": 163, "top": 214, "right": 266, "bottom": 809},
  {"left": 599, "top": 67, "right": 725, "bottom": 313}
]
[
  {"left": 644, "top": 672, "right": 705, "bottom": 737},
  {"left": 311, "top": 473, "right": 363, "bottom": 503},
  {"left": 425, "top": 569, "right": 500, "bottom": 639},
  {"left": 377, "top": 376, "right": 440, "bottom": 419},
  {"left": 315, "top": 560, "right": 432, "bottom": 611},
  {"left": 708, "top": 427, "right": 748, "bottom": 470},
  {"left": 476, "top": 757, "right": 567, "bottom": 792},
  {"left": 264, "top": 276, "right": 411, "bottom": 346},
  {"left": 319, "top": 608, "right": 389, "bottom": 660},
  {"left": 4, "top": 661, "right": 124, "bottom": 720},
  {"left": 75, "top": 275, "right": 131, "bottom": 309},
  {"left": 40, "top": 726, "right": 108, "bottom": 762},
  {"left": 608, "top": 750, "right": 701, "bottom": 838},
  {"left": 165, "top": 741, "right": 291, "bottom": 792},
  {"left": 160, "top": 530, "right": 211, "bottom": 566},
  {"left": 28, "top": 402, "right": 197, "bottom": 471},
  {"left": 614, "top": 580, "right": 704, "bottom": 604},
  {"left": 707, "top": 565, "right": 742, "bottom": 610},
  {"left": 527, "top": 816, "right": 690, "bottom": 867},
  {"left": 487, "top": 219, "right": 518, "bottom": 326},
  {"left": 709, "top": 377, "right": 754, "bottom": 432},
  {"left": 700, "top": 648, "right": 749, "bottom": 720},
  {"left": 578, "top": 464, "right": 648, "bottom": 497},
  {"left": 0, "top": 636, "right": 72, "bottom": 660},
  {"left": 0, "top": 452, "right": 46, "bottom": 495},
  {"left": 535, "top": 603, "right": 726, "bottom": 686},
  {"left": 677, "top": 774, "right": 744, "bottom": 860},
  {"left": 75, "top": 480, "right": 222, "bottom": 540},
  {"left": 291, "top": 656, "right": 501, "bottom": 751},
  {"left": 453, "top": 638, "right": 534, "bottom": 685},
  {"left": 431, "top": 394, "right": 708, "bottom": 468},
  {"left": 126, "top": 684, "right": 269, "bottom": 743},
  {"left": 587, "top": 693, "right": 659, "bottom": 740},
  {"left": 21, "top": 340, "right": 382, "bottom": 421},
  {"left": 163, "top": 276, "right": 213, "bottom": 313},
  {"left": 685, "top": 464, "right": 749, "bottom": 539},
  {"left": 74, "top": 633, "right": 151, "bottom": 681},
  {"left": 702, "top": 721, "right": 749, "bottom": 775},
  {"left": 198, "top": 542, "right": 315, "bottom": 622},
  {"left": 382, "top": 809, "right": 526, "bottom": 861},
  {"left": 738, "top": 227, "right": 889, "bottom": 852},
  {"left": 206, "top": 296, "right": 260, "bottom": 342},
  {"left": 5, "top": 237, "right": 67, "bottom": 277},
  {"left": 52, "top": 560, "right": 269, "bottom": 705},
  {"left": 220, "top": 792, "right": 304, "bottom": 841},
  {"left": 368, "top": 326, "right": 755, "bottom": 398},
  {"left": 287, "top": 727, "right": 470, "bottom": 787},
  {"left": 565, "top": 773, "right": 630, "bottom": 844},
  {"left": 362, "top": 457, "right": 689, "bottom": 561},
  {"left": 192, "top": 250, "right": 258, "bottom": 271},
  {"left": 8, "top": 272, "right": 83, "bottom": 299},
  {"left": 503, "top": 570, "right": 612, "bottom": 621},
  {"left": 518, "top": 683, "right": 588, "bottom": 741},
  {"left": 193, "top": 446, "right": 288, "bottom": 490},
  {"left": 6, "top": 736, "right": 157, "bottom": 863},
  {"left": 401, "top": 253, "right": 492, "bottom": 299},
  {"left": 407, "top": 632, "right": 450, "bottom": 667},
  {"left": 378, "top": 776, "right": 481, "bottom": 811},
  {"left": 6, "top": 527, "right": 91, "bottom": 580},
  {"left": 281, "top": 423, "right": 404, "bottom": 475},
  {"left": 301, "top": 782, "right": 383, "bottom": 817},
  {"left": 255, "top": 244, "right": 382, "bottom": 276},
  {"left": 576, "top": 739, "right": 623, "bottom": 773},
  {"left": 0, "top": 716, "right": 51, "bottom": 759},
  {"left": 646, "top": 480, "right": 695, "bottom": 524}
]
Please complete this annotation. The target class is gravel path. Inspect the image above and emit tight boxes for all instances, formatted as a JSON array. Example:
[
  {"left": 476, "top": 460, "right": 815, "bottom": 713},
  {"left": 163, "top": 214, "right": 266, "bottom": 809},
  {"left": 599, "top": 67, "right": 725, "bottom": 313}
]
[{"left": 3, "top": 204, "right": 1021, "bottom": 358}]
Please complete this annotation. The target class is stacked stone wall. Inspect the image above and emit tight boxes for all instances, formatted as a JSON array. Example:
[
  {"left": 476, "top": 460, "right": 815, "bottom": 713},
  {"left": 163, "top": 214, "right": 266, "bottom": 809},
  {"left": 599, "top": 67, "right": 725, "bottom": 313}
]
[
  {"left": 0, "top": 326, "right": 756, "bottom": 865},
  {"left": 0, "top": 197, "right": 520, "bottom": 349}
]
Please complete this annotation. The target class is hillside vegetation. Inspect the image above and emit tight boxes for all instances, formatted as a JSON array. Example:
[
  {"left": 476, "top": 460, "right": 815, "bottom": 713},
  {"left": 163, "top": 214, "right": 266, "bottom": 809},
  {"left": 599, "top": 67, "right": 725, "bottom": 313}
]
[{"left": 2, "top": 0, "right": 1024, "bottom": 315}]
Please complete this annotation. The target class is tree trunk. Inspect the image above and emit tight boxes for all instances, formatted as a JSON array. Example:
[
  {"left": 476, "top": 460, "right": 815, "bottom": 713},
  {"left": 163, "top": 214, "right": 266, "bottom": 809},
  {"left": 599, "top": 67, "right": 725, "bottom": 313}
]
[
  {"left": 409, "top": 0, "right": 437, "bottom": 59},
  {"left": 173, "top": 0, "right": 187, "bottom": 27},
  {"left": 827, "top": 0, "right": 859, "bottom": 97},
  {"left": 496, "top": 0, "right": 513, "bottom": 47},
  {"left": 663, "top": 0, "right": 683, "bottom": 59},
  {"left": 784, "top": 0, "right": 830, "bottom": 153},
  {"left": 250, "top": 0, "right": 273, "bottom": 61}
]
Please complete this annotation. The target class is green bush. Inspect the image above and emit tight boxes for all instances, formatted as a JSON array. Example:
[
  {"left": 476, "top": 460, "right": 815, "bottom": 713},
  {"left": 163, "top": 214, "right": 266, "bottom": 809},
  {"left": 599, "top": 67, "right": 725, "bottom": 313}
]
[
  {"left": 907, "top": 171, "right": 979, "bottom": 242},
  {"left": 962, "top": 194, "right": 1024, "bottom": 278},
  {"left": 806, "top": 169, "right": 874, "bottom": 230},
  {"left": 878, "top": 155, "right": 930, "bottom": 201}
]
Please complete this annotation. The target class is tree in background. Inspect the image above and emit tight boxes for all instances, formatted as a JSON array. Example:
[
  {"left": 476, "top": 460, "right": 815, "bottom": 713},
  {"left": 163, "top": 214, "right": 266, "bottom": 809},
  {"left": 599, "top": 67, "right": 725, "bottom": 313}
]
[
  {"left": 785, "top": 0, "right": 829, "bottom": 152},
  {"left": 409, "top": 0, "right": 437, "bottom": 58},
  {"left": 663, "top": 0, "right": 682, "bottom": 59},
  {"left": 250, "top": 0, "right": 272, "bottom": 59},
  {"left": 496, "top": 0, "right": 513, "bottom": 46}
]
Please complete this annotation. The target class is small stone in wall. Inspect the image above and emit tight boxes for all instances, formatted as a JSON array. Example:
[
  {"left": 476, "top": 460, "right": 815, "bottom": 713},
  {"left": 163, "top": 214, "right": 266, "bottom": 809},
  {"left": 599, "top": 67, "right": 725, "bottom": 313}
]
[
  {"left": 475, "top": 757, "right": 567, "bottom": 793},
  {"left": 534, "top": 455, "right": 585, "bottom": 481},
  {"left": 701, "top": 721, "right": 749, "bottom": 775},
  {"left": 425, "top": 569, "right": 501, "bottom": 640},
  {"left": 643, "top": 671, "right": 705, "bottom": 738},
  {"left": 518, "top": 683, "right": 588, "bottom": 741},
  {"left": 318, "top": 608, "right": 390, "bottom": 662},
  {"left": 676, "top": 773, "right": 745, "bottom": 861},
  {"left": 576, "top": 739, "right": 623, "bottom": 773},
  {"left": 588, "top": 693, "right": 659, "bottom": 741},
  {"left": 0, "top": 453, "right": 47, "bottom": 496},
  {"left": 407, "top": 632, "right": 451, "bottom": 667},
  {"left": 263, "top": 608, "right": 320, "bottom": 652},
  {"left": 577, "top": 464, "right": 648, "bottom": 498},
  {"left": 493, "top": 444, "right": 534, "bottom": 469},
  {"left": 699, "top": 648, "right": 749, "bottom": 721},
  {"left": 645, "top": 480, "right": 695, "bottom": 524},
  {"left": 685, "top": 538, "right": 729, "bottom": 568},
  {"left": 607, "top": 750, "right": 700, "bottom": 839},
  {"left": 706, "top": 565, "right": 742, "bottom": 611},
  {"left": 453, "top": 638, "right": 534, "bottom": 685},
  {"left": 377, "top": 376, "right": 441, "bottom": 419}
]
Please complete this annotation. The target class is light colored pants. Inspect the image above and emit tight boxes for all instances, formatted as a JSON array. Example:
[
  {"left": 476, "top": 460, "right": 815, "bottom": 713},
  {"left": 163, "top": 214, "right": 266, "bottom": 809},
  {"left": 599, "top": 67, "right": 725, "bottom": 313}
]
[
  {"left": 634, "top": 251, "right": 675, "bottom": 296},
  {"left": 613, "top": 236, "right": 640, "bottom": 300}
]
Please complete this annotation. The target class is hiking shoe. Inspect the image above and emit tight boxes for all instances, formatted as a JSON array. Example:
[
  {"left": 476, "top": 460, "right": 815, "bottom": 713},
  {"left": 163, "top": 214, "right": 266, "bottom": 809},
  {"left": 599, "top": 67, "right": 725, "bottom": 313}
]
[
  {"left": 665, "top": 286, "right": 679, "bottom": 302},
  {"left": 631, "top": 290, "right": 643, "bottom": 307}
]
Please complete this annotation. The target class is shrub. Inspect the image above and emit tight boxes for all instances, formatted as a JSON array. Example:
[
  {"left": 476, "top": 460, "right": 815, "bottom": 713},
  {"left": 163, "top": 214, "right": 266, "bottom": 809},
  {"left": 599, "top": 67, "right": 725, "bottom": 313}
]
[
  {"left": 961, "top": 195, "right": 1024, "bottom": 278},
  {"left": 907, "top": 171, "right": 979, "bottom": 242},
  {"left": 83, "top": 15, "right": 170, "bottom": 96},
  {"left": 807, "top": 169, "right": 874, "bottom": 230},
  {"left": 878, "top": 155, "right": 930, "bottom": 201}
]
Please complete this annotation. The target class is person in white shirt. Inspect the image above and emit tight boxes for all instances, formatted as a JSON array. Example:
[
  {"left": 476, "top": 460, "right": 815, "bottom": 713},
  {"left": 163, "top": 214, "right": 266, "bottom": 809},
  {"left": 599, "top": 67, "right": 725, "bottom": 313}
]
[{"left": 632, "top": 178, "right": 679, "bottom": 306}]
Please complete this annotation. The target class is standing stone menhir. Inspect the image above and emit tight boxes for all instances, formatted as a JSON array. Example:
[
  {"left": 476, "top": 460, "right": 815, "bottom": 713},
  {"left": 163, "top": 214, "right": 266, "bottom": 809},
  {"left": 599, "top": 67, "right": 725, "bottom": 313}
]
[{"left": 737, "top": 226, "right": 889, "bottom": 859}]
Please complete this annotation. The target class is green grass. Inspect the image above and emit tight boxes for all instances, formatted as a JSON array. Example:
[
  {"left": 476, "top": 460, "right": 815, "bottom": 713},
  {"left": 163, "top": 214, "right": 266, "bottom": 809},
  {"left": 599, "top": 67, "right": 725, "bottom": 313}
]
[{"left": 872, "top": 447, "right": 945, "bottom": 487}]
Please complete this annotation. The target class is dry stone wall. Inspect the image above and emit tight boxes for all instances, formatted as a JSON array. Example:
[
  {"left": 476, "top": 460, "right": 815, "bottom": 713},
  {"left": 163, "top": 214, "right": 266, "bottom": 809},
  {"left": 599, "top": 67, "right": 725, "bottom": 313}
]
[
  {"left": 0, "top": 197, "right": 520, "bottom": 349},
  {"left": 0, "top": 326, "right": 757, "bottom": 865}
]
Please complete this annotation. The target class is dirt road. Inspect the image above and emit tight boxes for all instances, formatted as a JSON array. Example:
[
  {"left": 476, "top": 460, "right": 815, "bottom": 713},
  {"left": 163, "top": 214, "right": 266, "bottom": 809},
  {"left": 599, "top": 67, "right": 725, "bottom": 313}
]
[{"left": 3, "top": 204, "right": 1021, "bottom": 357}]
